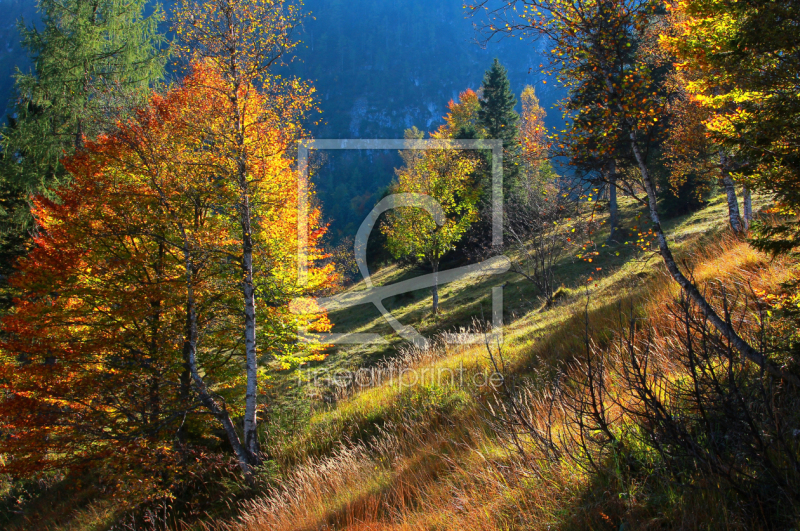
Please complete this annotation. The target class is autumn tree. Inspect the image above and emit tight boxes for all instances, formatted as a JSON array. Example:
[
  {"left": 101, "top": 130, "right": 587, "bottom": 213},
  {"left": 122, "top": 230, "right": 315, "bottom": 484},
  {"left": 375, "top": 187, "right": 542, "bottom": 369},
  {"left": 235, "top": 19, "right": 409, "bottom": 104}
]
[
  {"left": 657, "top": 6, "right": 750, "bottom": 234},
  {"left": 519, "top": 87, "right": 547, "bottom": 185},
  {"left": 0, "top": 121, "right": 199, "bottom": 485},
  {"left": 444, "top": 88, "right": 483, "bottom": 139},
  {"left": 383, "top": 128, "right": 480, "bottom": 315},
  {"left": 665, "top": 0, "right": 799, "bottom": 254},
  {"left": 505, "top": 84, "right": 570, "bottom": 300},
  {"left": 469, "top": 0, "right": 799, "bottom": 385},
  {"left": 105, "top": 62, "right": 329, "bottom": 477},
  {"left": 173, "top": 0, "right": 312, "bottom": 467},
  {"left": 0, "top": 71, "right": 227, "bottom": 484},
  {"left": 116, "top": 63, "right": 330, "bottom": 477},
  {"left": 518, "top": 85, "right": 558, "bottom": 198},
  {"left": 0, "top": 64, "right": 331, "bottom": 481}
]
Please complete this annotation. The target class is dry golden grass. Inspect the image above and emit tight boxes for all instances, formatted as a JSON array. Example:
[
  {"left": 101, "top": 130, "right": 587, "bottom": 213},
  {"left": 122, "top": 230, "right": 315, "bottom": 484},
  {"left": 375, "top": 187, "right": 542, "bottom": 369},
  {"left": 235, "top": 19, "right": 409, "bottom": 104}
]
[
  {"left": 4, "top": 194, "right": 789, "bottom": 531},
  {"left": 212, "top": 196, "right": 797, "bottom": 531}
]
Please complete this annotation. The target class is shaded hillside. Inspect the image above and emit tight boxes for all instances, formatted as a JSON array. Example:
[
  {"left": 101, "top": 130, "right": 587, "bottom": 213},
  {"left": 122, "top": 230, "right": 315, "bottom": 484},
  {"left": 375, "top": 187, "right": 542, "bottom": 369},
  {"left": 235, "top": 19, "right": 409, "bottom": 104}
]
[
  {"left": 289, "top": 0, "right": 560, "bottom": 138},
  {"left": 283, "top": 0, "right": 561, "bottom": 239},
  {"left": 0, "top": 0, "right": 35, "bottom": 115},
  {"left": 0, "top": 0, "right": 561, "bottom": 239}
]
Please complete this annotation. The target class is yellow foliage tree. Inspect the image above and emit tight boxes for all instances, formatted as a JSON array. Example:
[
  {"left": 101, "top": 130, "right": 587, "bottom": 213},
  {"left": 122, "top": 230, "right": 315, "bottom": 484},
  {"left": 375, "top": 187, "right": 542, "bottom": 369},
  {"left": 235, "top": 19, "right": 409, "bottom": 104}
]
[{"left": 383, "top": 128, "right": 480, "bottom": 315}]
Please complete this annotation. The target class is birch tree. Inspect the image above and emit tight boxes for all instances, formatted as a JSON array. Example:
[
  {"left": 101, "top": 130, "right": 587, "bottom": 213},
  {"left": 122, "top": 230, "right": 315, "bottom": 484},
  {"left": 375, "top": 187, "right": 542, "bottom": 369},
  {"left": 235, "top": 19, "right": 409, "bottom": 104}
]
[{"left": 173, "top": 0, "right": 310, "bottom": 465}]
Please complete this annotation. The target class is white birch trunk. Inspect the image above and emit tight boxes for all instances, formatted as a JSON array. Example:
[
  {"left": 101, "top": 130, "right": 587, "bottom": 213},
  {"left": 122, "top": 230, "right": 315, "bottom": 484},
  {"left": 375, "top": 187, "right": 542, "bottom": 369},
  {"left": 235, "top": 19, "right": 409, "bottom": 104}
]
[
  {"left": 234, "top": 102, "right": 261, "bottom": 464},
  {"left": 241, "top": 203, "right": 260, "bottom": 462},
  {"left": 722, "top": 173, "right": 743, "bottom": 234},
  {"left": 720, "top": 152, "right": 743, "bottom": 234}
]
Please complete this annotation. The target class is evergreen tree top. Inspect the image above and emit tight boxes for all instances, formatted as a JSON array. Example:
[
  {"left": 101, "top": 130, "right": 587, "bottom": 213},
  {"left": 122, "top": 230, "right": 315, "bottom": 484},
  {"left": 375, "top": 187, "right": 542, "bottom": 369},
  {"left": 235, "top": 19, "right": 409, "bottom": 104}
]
[
  {"left": 3, "top": 0, "right": 167, "bottom": 195},
  {"left": 477, "top": 58, "right": 519, "bottom": 146}
]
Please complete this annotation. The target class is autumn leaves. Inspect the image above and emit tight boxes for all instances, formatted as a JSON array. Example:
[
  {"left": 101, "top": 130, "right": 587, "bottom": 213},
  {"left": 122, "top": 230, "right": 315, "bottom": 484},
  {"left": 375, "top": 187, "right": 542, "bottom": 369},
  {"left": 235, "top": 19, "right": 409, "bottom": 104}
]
[{"left": 0, "top": 0, "right": 331, "bottom": 482}]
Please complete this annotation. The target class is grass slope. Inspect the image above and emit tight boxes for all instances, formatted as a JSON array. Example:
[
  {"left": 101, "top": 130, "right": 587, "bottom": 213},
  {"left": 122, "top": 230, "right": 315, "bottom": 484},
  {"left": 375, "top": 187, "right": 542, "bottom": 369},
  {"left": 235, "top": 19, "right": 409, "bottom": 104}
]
[{"left": 2, "top": 191, "right": 789, "bottom": 530}]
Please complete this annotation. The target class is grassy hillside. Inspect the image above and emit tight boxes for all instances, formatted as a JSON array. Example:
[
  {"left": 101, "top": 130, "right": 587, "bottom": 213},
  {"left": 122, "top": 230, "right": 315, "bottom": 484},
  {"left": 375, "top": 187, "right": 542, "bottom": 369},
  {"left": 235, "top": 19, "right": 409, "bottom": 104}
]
[{"left": 2, "top": 191, "right": 797, "bottom": 530}]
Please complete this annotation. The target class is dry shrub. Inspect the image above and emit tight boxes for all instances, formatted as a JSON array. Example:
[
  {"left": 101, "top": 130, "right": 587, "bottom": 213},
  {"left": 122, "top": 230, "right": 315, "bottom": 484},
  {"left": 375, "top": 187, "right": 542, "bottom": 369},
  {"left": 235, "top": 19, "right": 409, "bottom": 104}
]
[
  {"left": 214, "top": 358, "right": 580, "bottom": 530},
  {"left": 488, "top": 241, "right": 800, "bottom": 528}
]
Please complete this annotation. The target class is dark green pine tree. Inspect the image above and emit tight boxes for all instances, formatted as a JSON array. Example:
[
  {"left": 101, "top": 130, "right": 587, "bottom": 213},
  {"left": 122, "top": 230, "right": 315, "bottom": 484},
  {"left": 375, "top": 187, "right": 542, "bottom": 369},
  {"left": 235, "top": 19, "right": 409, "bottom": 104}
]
[
  {"left": 477, "top": 58, "right": 521, "bottom": 187},
  {"left": 0, "top": 0, "right": 166, "bottom": 286},
  {"left": 4, "top": 0, "right": 167, "bottom": 192}
]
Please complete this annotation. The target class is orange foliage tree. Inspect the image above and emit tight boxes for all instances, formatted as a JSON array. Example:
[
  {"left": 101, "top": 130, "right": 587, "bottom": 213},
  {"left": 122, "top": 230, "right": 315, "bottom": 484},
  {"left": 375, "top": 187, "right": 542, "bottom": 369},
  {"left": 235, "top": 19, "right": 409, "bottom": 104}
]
[
  {"left": 0, "top": 63, "right": 331, "bottom": 482},
  {"left": 442, "top": 88, "right": 482, "bottom": 138}
]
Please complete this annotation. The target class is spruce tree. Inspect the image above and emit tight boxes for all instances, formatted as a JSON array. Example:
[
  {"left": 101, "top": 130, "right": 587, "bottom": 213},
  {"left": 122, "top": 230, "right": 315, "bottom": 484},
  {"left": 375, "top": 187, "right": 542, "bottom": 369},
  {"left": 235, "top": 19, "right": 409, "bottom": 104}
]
[
  {"left": 477, "top": 58, "right": 520, "bottom": 186},
  {"left": 0, "top": 0, "right": 166, "bottom": 277},
  {"left": 3, "top": 0, "right": 166, "bottom": 191}
]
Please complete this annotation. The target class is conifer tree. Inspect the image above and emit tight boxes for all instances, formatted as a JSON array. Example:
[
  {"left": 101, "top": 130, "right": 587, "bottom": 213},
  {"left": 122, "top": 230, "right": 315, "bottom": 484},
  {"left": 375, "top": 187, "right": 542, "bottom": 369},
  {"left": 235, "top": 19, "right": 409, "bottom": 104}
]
[
  {"left": 2, "top": 0, "right": 166, "bottom": 193},
  {"left": 478, "top": 59, "right": 519, "bottom": 147},
  {"left": 0, "top": 0, "right": 166, "bottom": 276},
  {"left": 477, "top": 59, "right": 521, "bottom": 187}
]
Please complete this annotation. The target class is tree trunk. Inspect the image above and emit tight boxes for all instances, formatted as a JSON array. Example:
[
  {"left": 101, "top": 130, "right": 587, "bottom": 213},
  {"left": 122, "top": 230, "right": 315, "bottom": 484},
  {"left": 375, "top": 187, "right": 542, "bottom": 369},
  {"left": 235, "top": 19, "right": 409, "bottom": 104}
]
[
  {"left": 241, "top": 207, "right": 260, "bottom": 462},
  {"left": 606, "top": 159, "right": 619, "bottom": 243},
  {"left": 233, "top": 93, "right": 261, "bottom": 465},
  {"left": 630, "top": 131, "right": 799, "bottom": 387},
  {"left": 431, "top": 260, "right": 439, "bottom": 315},
  {"left": 720, "top": 153, "right": 743, "bottom": 235},
  {"left": 742, "top": 185, "right": 753, "bottom": 231},
  {"left": 149, "top": 241, "right": 164, "bottom": 429},
  {"left": 149, "top": 377, "right": 160, "bottom": 428},
  {"left": 180, "top": 239, "right": 255, "bottom": 477},
  {"left": 75, "top": 118, "right": 84, "bottom": 150},
  {"left": 178, "top": 312, "right": 193, "bottom": 444}
]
